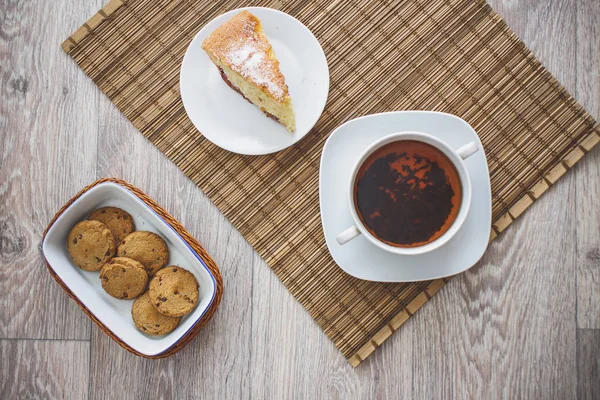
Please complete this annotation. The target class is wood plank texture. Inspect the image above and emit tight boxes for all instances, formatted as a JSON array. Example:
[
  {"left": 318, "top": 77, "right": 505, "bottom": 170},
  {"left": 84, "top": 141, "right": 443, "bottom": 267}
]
[
  {"left": 0, "top": 0, "right": 598, "bottom": 398},
  {"left": 575, "top": 0, "right": 600, "bottom": 330},
  {"left": 577, "top": 329, "right": 600, "bottom": 400},
  {"left": 0, "top": 339, "right": 89, "bottom": 399},
  {"left": 0, "top": 0, "right": 103, "bottom": 339}
]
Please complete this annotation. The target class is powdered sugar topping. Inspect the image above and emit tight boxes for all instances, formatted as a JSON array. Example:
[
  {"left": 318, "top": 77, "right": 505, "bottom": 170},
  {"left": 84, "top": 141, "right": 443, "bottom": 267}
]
[
  {"left": 224, "top": 41, "right": 285, "bottom": 100},
  {"left": 227, "top": 43, "right": 254, "bottom": 66}
]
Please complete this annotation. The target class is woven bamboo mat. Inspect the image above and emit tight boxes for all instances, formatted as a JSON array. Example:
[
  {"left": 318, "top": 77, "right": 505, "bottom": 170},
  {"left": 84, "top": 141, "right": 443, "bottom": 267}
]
[{"left": 62, "top": 0, "right": 600, "bottom": 366}]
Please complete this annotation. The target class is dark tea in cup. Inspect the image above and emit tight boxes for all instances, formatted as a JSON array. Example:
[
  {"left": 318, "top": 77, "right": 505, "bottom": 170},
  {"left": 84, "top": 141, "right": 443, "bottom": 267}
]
[{"left": 353, "top": 140, "right": 462, "bottom": 248}]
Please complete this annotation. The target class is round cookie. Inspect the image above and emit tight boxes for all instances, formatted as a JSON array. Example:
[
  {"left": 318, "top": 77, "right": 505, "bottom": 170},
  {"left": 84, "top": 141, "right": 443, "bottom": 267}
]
[
  {"left": 67, "top": 220, "right": 116, "bottom": 271},
  {"left": 149, "top": 266, "right": 199, "bottom": 317},
  {"left": 100, "top": 261, "right": 148, "bottom": 300},
  {"left": 132, "top": 292, "right": 180, "bottom": 335},
  {"left": 88, "top": 207, "right": 135, "bottom": 244},
  {"left": 116, "top": 231, "right": 169, "bottom": 276}
]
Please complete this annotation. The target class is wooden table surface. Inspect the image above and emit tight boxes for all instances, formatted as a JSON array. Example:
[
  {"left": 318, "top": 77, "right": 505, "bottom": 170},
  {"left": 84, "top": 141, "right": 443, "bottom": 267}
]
[{"left": 1, "top": 0, "right": 599, "bottom": 398}]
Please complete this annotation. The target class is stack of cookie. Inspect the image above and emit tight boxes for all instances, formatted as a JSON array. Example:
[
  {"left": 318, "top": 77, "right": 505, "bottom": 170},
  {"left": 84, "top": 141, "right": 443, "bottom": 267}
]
[{"left": 67, "top": 206, "right": 200, "bottom": 336}]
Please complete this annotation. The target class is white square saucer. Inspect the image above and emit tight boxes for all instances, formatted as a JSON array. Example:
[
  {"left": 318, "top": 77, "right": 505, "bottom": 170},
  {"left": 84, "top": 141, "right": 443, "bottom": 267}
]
[{"left": 319, "top": 111, "right": 492, "bottom": 282}]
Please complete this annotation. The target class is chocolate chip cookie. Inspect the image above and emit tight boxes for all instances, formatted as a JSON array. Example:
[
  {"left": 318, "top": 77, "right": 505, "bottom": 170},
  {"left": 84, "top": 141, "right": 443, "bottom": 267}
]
[
  {"left": 88, "top": 206, "right": 135, "bottom": 243},
  {"left": 148, "top": 266, "right": 199, "bottom": 317},
  {"left": 132, "top": 292, "right": 180, "bottom": 335},
  {"left": 116, "top": 231, "right": 169, "bottom": 276},
  {"left": 67, "top": 220, "right": 116, "bottom": 271},
  {"left": 100, "top": 259, "right": 148, "bottom": 300}
]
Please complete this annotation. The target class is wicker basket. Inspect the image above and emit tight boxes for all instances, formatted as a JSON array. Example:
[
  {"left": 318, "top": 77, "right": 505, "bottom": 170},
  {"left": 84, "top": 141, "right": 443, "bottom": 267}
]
[{"left": 42, "top": 177, "right": 224, "bottom": 358}]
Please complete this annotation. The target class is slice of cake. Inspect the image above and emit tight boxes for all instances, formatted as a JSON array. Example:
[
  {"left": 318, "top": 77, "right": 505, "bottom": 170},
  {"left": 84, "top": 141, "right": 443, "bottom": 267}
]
[{"left": 202, "top": 11, "right": 296, "bottom": 132}]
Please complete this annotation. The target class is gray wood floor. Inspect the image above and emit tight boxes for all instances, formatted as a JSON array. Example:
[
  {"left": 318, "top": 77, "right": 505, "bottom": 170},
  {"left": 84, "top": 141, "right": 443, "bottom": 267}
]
[{"left": 1, "top": 0, "right": 598, "bottom": 398}]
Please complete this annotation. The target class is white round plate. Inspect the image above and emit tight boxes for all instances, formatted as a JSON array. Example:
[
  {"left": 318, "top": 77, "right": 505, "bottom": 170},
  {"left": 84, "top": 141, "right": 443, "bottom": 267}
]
[
  {"left": 180, "top": 7, "right": 329, "bottom": 155},
  {"left": 319, "top": 111, "right": 492, "bottom": 282}
]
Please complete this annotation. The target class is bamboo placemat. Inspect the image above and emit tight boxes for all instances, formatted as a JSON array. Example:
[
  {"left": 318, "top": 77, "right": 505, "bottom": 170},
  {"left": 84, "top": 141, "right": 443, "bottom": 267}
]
[{"left": 62, "top": 0, "right": 600, "bottom": 366}]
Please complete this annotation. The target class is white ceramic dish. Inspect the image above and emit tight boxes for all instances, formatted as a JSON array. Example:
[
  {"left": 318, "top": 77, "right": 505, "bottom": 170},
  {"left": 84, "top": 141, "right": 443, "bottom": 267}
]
[
  {"left": 180, "top": 7, "right": 330, "bottom": 155},
  {"left": 42, "top": 182, "right": 217, "bottom": 356},
  {"left": 319, "top": 111, "right": 492, "bottom": 282}
]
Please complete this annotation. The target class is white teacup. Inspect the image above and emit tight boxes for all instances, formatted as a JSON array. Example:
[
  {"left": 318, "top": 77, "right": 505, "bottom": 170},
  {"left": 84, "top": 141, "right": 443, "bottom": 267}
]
[{"left": 336, "top": 131, "right": 479, "bottom": 255}]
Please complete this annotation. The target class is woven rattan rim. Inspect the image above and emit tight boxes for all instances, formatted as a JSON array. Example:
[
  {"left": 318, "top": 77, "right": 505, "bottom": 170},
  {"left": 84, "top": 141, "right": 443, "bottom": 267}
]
[{"left": 41, "top": 177, "right": 224, "bottom": 358}]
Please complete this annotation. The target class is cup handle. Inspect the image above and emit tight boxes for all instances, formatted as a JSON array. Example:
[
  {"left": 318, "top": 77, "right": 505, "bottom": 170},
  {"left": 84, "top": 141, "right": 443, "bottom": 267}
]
[
  {"left": 336, "top": 225, "right": 361, "bottom": 245},
  {"left": 456, "top": 141, "right": 478, "bottom": 160}
]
